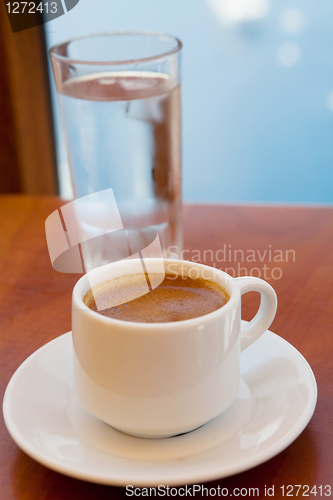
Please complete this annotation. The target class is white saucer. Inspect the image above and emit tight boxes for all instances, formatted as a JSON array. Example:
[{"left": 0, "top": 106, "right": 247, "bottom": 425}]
[{"left": 3, "top": 326, "right": 317, "bottom": 487}]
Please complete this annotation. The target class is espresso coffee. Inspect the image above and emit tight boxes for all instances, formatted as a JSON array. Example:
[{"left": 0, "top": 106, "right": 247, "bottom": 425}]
[{"left": 83, "top": 273, "right": 229, "bottom": 323}]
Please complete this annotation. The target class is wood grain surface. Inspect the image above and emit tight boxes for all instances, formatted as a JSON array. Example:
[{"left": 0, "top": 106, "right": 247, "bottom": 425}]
[{"left": 0, "top": 196, "right": 332, "bottom": 499}]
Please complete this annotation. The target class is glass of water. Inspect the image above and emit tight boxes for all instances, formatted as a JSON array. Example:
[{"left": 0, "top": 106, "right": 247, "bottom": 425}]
[{"left": 49, "top": 31, "right": 182, "bottom": 260}]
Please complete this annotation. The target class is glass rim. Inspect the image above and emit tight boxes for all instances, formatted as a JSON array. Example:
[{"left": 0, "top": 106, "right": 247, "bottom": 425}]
[{"left": 49, "top": 30, "right": 182, "bottom": 66}]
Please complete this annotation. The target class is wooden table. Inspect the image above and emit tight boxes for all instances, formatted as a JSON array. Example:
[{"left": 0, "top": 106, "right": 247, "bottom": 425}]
[{"left": 0, "top": 196, "right": 332, "bottom": 499}]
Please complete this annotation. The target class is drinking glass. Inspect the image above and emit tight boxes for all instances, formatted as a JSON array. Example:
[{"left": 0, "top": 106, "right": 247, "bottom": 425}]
[{"left": 49, "top": 31, "right": 182, "bottom": 260}]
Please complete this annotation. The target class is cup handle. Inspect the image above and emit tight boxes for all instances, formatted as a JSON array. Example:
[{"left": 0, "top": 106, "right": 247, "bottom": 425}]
[{"left": 234, "top": 277, "right": 278, "bottom": 352}]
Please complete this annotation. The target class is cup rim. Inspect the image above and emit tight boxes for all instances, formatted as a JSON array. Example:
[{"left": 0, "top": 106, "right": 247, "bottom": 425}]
[
  {"left": 72, "top": 259, "right": 240, "bottom": 329},
  {"left": 49, "top": 31, "right": 182, "bottom": 67}
]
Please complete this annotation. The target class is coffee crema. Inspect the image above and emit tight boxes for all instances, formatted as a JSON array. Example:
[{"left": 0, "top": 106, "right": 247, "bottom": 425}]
[{"left": 83, "top": 273, "right": 229, "bottom": 323}]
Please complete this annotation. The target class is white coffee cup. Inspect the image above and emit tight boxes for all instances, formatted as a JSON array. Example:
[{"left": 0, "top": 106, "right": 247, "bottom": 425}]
[{"left": 72, "top": 259, "right": 277, "bottom": 438}]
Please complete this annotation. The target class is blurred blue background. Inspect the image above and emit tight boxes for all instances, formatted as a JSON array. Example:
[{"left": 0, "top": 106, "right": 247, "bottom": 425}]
[{"left": 45, "top": 0, "right": 333, "bottom": 203}]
